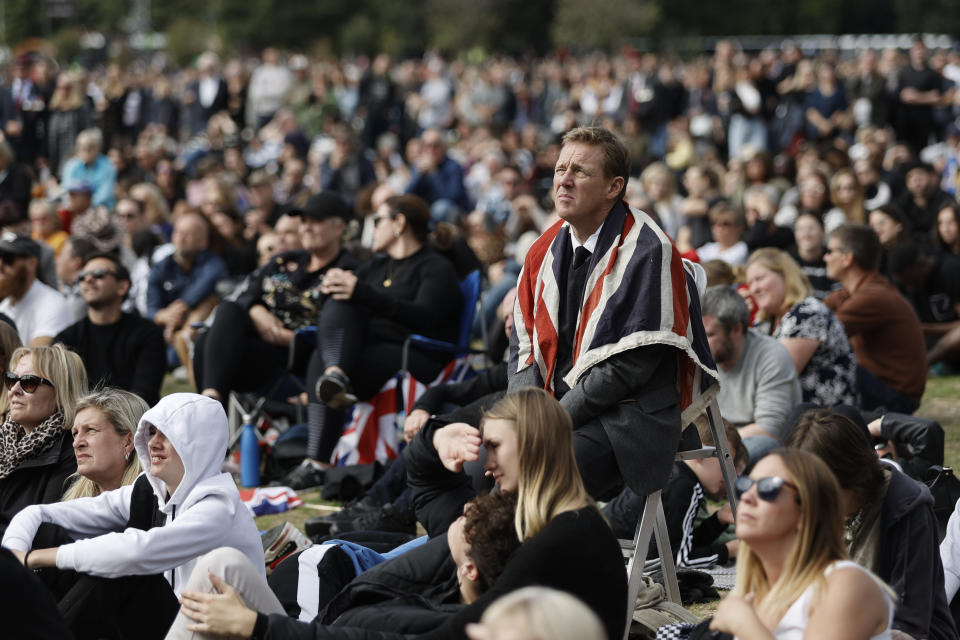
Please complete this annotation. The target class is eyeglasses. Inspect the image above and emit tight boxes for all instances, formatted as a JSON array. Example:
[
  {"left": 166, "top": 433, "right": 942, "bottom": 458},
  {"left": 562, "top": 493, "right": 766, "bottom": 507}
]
[
  {"left": 734, "top": 475, "right": 800, "bottom": 503},
  {"left": 0, "top": 253, "right": 22, "bottom": 266},
  {"left": 76, "top": 268, "right": 118, "bottom": 283},
  {"left": 3, "top": 372, "right": 54, "bottom": 393},
  {"left": 372, "top": 213, "right": 396, "bottom": 227}
]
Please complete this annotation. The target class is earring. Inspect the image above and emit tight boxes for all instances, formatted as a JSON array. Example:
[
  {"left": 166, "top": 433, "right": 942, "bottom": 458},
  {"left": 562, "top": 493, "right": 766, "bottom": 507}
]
[
  {"left": 393, "top": 230, "right": 400, "bottom": 238},
  {"left": 125, "top": 451, "right": 132, "bottom": 461}
]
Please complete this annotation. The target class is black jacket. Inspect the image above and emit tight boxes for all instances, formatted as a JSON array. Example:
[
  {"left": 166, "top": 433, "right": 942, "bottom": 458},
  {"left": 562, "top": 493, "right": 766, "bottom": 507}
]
[
  {"left": 879, "top": 413, "right": 945, "bottom": 480},
  {"left": 255, "top": 536, "right": 460, "bottom": 640},
  {"left": 406, "top": 419, "right": 476, "bottom": 538},
  {"left": 0, "top": 430, "right": 75, "bottom": 547},
  {"left": 411, "top": 362, "right": 507, "bottom": 418},
  {"left": 876, "top": 468, "right": 958, "bottom": 640}
]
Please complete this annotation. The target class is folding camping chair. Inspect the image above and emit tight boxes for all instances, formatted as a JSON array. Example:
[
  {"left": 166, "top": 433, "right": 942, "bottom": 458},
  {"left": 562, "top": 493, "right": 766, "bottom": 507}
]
[{"left": 621, "top": 398, "right": 739, "bottom": 640}]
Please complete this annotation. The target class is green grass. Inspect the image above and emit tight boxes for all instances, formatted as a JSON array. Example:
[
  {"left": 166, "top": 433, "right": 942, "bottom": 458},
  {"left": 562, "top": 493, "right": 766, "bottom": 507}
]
[
  {"left": 254, "top": 490, "right": 342, "bottom": 533},
  {"left": 919, "top": 376, "right": 960, "bottom": 470}
]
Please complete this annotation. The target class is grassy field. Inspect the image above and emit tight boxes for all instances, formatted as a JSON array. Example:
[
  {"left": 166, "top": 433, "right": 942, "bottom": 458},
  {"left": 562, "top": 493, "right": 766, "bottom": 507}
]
[{"left": 919, "top": 376, "right": 960, "bottom": 469}]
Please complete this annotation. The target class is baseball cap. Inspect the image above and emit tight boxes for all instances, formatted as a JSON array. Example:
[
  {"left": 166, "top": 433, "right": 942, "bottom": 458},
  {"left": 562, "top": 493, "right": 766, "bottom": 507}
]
[{"left": 0, "top": 232, "right": 41, "bottom": 259}]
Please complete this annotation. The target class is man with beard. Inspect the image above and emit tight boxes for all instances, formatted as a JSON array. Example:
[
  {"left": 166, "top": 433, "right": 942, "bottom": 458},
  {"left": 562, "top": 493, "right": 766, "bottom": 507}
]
[
  {"left": 147, "top": 212, "right": 227, "bottom": 366},
  {"left": 0, "top": 233, "right": 72, "bottom": 346},
  {"left": 701, "top": 285, "right": 800, "bottom": 465},
  {"left": 56, "top": 253, "right": 165, "bottom": 405}
]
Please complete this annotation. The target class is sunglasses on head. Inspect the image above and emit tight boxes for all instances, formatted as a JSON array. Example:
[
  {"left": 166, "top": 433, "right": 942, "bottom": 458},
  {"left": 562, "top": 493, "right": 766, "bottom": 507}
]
[
  {"left": 76, "top": 268, "right": 117, "bottom": 283},
  {"left": 3, "top": 371, "right": 54, "bottom": 393},
  {"left": 734, "top": 475, "right": 800, "bottom": 503}
]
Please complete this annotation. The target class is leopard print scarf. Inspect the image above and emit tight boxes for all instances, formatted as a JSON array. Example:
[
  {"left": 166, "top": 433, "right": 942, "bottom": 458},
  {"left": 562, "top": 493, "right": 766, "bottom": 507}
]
[{"left": 0, "top": 409, "right": 66, "bottom": 480}]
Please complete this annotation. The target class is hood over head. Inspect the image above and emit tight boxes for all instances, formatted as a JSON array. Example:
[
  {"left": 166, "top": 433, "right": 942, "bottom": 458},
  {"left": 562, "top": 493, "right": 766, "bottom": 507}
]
[{"left": 133, "top": 393, "right": 228, "bottom": 506}]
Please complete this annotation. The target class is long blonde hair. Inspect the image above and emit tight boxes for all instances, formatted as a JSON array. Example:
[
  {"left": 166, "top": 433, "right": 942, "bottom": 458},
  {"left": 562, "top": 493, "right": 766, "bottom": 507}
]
[
  {"left": 481, "top": 388, "right": 591, "bottom": 541},
  {"left": 62, "top": 388, "right": 147, "bottom": 500},
  {"left": 5, "top": 344, "right": 88, "bottom": 429},
  {"left": 733, "top": 448, "right": 848, "bottom": 623},
  {"left": 746, "top": 248, "right": 813, "bottom": 323}
]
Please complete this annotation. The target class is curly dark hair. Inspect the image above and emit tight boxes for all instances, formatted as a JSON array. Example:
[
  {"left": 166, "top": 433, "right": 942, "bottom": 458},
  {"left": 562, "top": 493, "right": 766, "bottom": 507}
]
[{"left": 463, "top": 491, "right": 520, "bottom": 593}]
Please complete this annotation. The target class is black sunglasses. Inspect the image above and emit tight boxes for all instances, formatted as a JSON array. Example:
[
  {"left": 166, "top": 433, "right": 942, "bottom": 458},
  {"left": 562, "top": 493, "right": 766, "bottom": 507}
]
[
  {"left": 371, "top": 213, "right": 396, "bottom": 227},
  {"left": 76, "top": 268, "right": 118, "bottom": 283},
  {"left": 734, "top": 475, "right": 801, "bottom": 503},
  {"left": 3, "top": 371, "right": 54, "bottom": 393}
]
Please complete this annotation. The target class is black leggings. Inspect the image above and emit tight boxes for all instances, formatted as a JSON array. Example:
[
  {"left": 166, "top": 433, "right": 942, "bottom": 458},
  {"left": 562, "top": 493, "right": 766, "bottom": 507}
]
[
  {"left": 304, "top": 298, "right": 449, "bottom": 461},
  {"left": 195, "top": 301, "right": 311, "bottom": 398}
]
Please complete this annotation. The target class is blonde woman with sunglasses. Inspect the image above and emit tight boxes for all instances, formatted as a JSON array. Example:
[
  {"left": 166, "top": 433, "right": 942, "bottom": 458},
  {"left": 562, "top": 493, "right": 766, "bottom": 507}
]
[
  {"left": 0, "top": 344, "right": 87, "bottom": 544},
  {"left": 709, "top": 448, "right": 893, "bottom": 640}
]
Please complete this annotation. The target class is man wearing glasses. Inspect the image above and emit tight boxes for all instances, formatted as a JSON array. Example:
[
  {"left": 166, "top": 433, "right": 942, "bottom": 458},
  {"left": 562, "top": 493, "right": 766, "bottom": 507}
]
[
  {"left": 0, "top": 233, "right": 72, "bottom": 346},
  {"left": 823, "top": 223, "right": 926, "bottom": 413},
  {"left": 55, "top": 253, "right": 165, "bottom": 405}
]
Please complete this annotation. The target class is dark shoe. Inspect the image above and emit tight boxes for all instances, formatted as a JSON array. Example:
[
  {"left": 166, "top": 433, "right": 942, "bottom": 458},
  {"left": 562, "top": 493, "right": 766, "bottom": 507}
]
[
  {"left": 330, "top": 503, "right": 417, "bottom": 536},
  {"left": 316, "top": 370, "right": 358, "bottom": 409},
  {"left": 276, "top": 460, "right": 326, "bottom": 490},
  {"left": 305, "top": 495, "right": 382, "bottom": 539}
]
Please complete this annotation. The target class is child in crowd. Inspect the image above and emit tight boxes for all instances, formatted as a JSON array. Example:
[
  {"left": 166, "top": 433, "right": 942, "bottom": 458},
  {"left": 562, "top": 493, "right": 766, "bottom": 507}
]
[{"left": 603, "top": 419, "right": 748, "bottom": 568}]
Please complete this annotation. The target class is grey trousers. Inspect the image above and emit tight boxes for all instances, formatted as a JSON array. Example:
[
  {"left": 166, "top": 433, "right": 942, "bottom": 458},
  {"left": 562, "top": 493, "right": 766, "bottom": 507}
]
[{"left": 165, "top": 547, "right": 287, "bottom": 640}]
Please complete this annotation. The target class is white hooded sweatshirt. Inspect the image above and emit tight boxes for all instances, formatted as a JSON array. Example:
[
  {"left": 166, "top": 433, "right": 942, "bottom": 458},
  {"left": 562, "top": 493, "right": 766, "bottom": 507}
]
[{"left": 2, "top": 393, "right": 264, "bottom": 594}]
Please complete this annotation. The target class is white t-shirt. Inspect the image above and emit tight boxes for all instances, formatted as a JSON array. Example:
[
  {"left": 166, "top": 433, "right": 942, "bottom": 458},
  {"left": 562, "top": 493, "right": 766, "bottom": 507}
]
[{"left": 0, "top": 278, "right": 74, "bottom": 344}]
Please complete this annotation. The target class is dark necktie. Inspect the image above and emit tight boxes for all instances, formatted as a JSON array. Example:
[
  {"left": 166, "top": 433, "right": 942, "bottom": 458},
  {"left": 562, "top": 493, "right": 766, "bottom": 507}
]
[
  {"left": 555, "top": 246, "right": 592, "bottom": 395},
  {"left": 566, "top": 245, "right": 592, "bottom": 336}
]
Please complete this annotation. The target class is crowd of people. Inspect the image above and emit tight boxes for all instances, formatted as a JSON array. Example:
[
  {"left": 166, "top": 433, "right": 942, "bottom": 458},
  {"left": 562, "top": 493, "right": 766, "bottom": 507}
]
[{"left": 0, "top": 33, "right": 957, "bottom": 640}]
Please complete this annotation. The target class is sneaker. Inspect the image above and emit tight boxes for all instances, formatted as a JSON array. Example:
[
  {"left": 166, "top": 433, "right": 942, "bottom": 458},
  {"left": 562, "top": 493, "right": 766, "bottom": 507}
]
[
  {"left": 330, "top": 503, "right": 417, "bottom": 536},
  {"left": 316, "top": 370, "right": 358, "bottom": 409},
  {"left": 275, "top": 460, "right": 326, "bottom": 490},
  {"left": 262, "top": 522, "right": 312, "bottom": 575},
  {"left": 304, "top": 495, "right": 382, "bottom": 539}
]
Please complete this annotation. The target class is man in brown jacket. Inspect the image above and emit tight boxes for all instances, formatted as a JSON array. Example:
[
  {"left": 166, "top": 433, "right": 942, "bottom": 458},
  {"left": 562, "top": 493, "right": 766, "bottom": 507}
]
[{"left": 824, "top": 224, "right": 926, "bottom": 413}]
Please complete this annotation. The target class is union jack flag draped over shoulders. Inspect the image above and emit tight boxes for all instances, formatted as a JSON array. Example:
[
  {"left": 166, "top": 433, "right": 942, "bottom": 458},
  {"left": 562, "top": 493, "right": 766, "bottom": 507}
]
[{"left": 511, "top": 201, "right": 719, "bottom": 426}]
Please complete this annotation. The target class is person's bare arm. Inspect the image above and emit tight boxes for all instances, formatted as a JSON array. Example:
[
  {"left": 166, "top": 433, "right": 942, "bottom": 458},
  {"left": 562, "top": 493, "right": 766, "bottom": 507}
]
[
  {"left": 803, "top": 566, "right": 890, "bottom": 640},
  {"left": 248, "top": 304, "right": 293, "bottom": 347},
  {"left": 17, "top": 547, "right": 59, "bottom": 569},
  {"left": 780, "top": 337, "right": 819, "bottom": 373},
  {"left": 737, "top": 424, "right": 773, "bottom": 439}
]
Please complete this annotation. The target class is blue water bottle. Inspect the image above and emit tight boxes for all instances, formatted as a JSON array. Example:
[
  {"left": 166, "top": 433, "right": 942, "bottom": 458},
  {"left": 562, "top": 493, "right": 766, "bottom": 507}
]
[{"left": 240, "top": 417, "right": 261, "bottom": 487}]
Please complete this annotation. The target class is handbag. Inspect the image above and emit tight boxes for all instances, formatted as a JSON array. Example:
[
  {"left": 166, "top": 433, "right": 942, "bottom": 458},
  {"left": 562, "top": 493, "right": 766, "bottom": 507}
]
[{"left": 924, "top": 465, "right": 960, "bottom": 542}]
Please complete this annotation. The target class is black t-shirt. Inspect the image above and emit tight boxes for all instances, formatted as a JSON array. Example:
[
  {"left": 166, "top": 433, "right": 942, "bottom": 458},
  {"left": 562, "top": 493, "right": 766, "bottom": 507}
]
[{"left": 55, "top": 313, "right": 166, "bottom": 405}]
